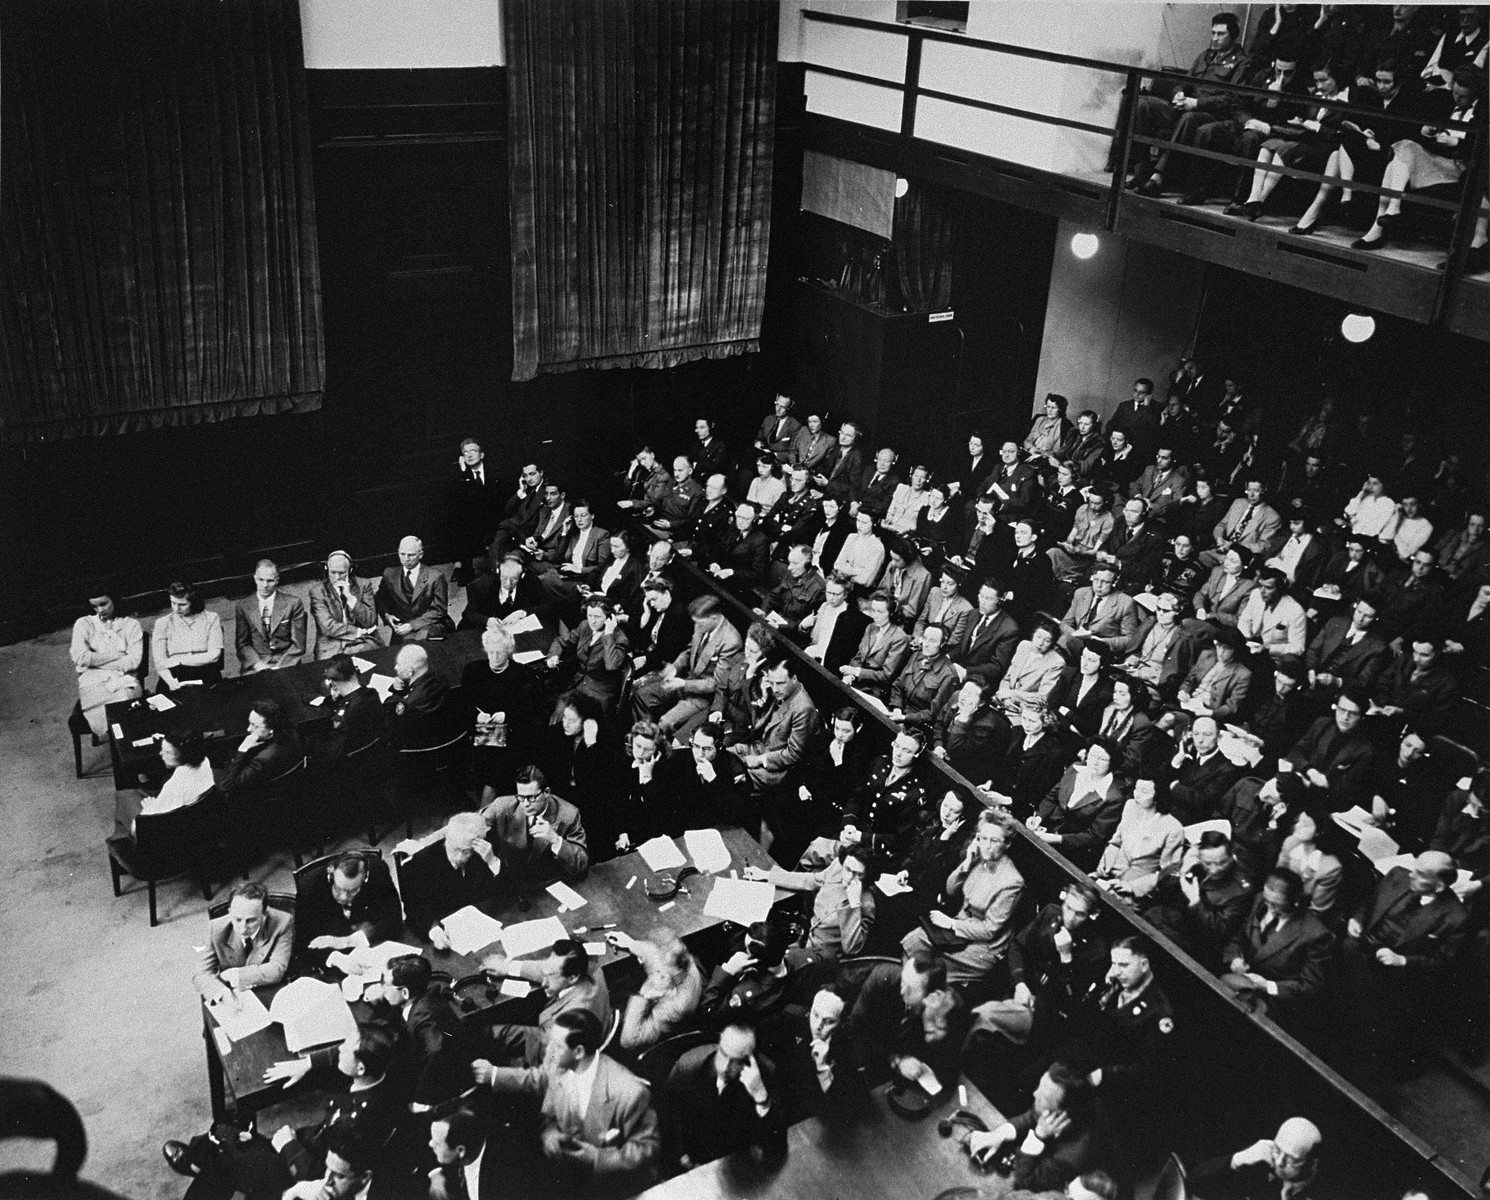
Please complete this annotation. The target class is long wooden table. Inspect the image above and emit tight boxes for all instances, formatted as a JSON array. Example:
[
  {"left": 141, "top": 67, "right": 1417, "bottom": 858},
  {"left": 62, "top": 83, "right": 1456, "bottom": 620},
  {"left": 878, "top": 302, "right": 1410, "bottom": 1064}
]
[
  {"left": 637, "top": 1075, "right": 1009, "bottom": 1200},
  {"left": 104, "top": 626, "right": 549, "bottom": 791},
  {"left": 203, "top": 826, "right": 784, "bottom": 1121}
]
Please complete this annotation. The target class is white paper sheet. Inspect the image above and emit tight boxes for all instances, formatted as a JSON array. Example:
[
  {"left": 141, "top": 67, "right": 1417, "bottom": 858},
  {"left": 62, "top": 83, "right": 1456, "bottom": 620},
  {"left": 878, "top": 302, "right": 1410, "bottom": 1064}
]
[
  {"left": 1217, "top": 735, "right": 1262, "bottom": 768},
  {"left": 268, "top": 978, "right": 358, "bottom": 1054},
  {"left": 546, "top": 882, "right": 588, "bottom": 911},
  {"left": 1356, "top": 825, "right": 1402, "bottom": 862},
  {"left": 352, "top": 657, "right": 376, "bottom": 674},
  {"left": 501, "top": 916, "right": 569, "bottom": 959},
  {"left": 875, "top": 873, "right": 913, "bottom": 897},
  {"left": 583, "top": 942, "right": 608, "bottom": 958},
  {"left": 637, "top": 836, "right": 687, "bottom": 872},
  {"left": 702, "top": 877, "right": 775, "bottom": 926},
  {"left": 512, "top": 649, "right": 546, "bottom": 665},
  {"left": 208, "top": 989, "right": 272, "bottom": 1043},
  {"left": 503, "top": 612, "right": 544, "bottom": 635},
  {"left": 146, "top": 694, "right": 177, "bottom": 711},
  {"left": 368, "top": 673, "right": 399, "bottom": 702},
  {"left": 1331, "top": 806, "right": 1376, "bottom": 837},
  {"left": 499, "top": 978, "right": 533, "bottom": 998},
  {"left": 329, "top": 939, "right": 425, "bottom": 979},
  {"left": 440, "top": 907, "right": 506, "bottom": 956},
  {"left": 684, "top": 828, "right": 731, "bottom": 874}
]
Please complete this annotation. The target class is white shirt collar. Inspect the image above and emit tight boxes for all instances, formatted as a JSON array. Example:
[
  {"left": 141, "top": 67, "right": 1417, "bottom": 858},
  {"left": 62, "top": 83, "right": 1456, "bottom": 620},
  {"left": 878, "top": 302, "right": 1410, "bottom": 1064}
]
[
  {"left": 463, "top": 1146, "right": 484, "bottom": 1199},
  {"left": 567, "top": 1054, "right": 601, "bottom": 1118}
]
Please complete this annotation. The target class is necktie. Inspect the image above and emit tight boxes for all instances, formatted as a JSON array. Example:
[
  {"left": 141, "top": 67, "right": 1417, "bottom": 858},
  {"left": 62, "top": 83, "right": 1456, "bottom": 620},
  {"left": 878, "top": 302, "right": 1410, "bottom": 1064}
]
[
  {"left": 406, "top": 570, "right": 417, "bottom": 595},
  {"left": 1235, "top": 505, "right": 1255, "bottom": 537},
  {"left": 243, "top": 936, "right": 254, "bottom": 958},
  {"left": 973, "top": 615, "right": 989, "bottom": 643},
  {"left": 1082, "top": 595, "right": 1099, "bottom": 627},
  {"left": 261, "top": 604, "right": 272, "bottom": 637}
]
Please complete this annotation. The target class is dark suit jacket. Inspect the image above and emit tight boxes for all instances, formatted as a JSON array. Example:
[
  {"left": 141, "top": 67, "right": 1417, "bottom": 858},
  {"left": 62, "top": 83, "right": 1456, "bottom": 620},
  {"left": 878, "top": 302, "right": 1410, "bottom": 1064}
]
[
  {"left": 1224, "top": 897, "right": 1335, "bottom": 1004},
  {"left": 1005, "top": 1102, "right": 1115, "bottom": 1194},
  {"left": 1004, "top": 548, "right": 1055, "bottom": 624},
  {"left": 1035, "top": 768, "right": 1125, "bottom": 871},
  {"left": 460, "top": 570, "right": 548, "bottom": 630},
  {"left": 818, "top": 443, "right": 867, "bottom": 501},
  {"left": 934, "top": 702, "right": 1011, "bottom": 784},
  {"left": 220, "top": 733, "right": 301, "bottom": 796},
  {"left": 234, "top": 593, "right": 308, "bottom": 670},
  {"left": 596, "top": 554, "right": 648, "bottom": 618},
  {"left": 399, "top": 840, "right": 500, "bottom": 939},
  {"left": 383, "top": 672, "right": 457, "bottom": 751},
  {"left": 818, "top": 602, "right": 870, "bottom": 674},
  {"left": 377, "top": 566, "right": 453, "bottom": 640},
  {"left": 855, "top": 468, "right": 901, "bottom": 519},
  {"left": 716, "top": 527, "right": 772, "bottom": 592},
  {"left": 294, "top": 856, "right": 403, "bottom": 952},
  {"left": 664, "top": 1045, "right": 788, "bottom": 1166},
  {"left": 314, "top": 687, "right": 386, "bottom": 761},
  {"left": 1188, "top": 1155, "right": 1346, "bottom": 1200},
  {"left": 1286, "top": 716, "right": 1374, "bottom": 808},
  {"left": 633, "top": 604, "right": 691, "bottom": 675},
  {"left": 1352, "top": 866, "right": 1469, "bottom": 971},
  {"left": 980, "top": 460, "right": 1038, "bottom": 517},
  {"left": 1051, "top": 671, "right": 1114, "bottom": 738},
  {"left": 1099, "top": 521, "right": 1166, "bottom": 592},
  {"left": 1168, "top": 750, "right": 1242, "bottom": 824},
  {"left": 954, "top": 608, "right": 1022, "bottom": 687},
  {"left": 1305, "top": 617, "right": 1392, "bottom": 694}
]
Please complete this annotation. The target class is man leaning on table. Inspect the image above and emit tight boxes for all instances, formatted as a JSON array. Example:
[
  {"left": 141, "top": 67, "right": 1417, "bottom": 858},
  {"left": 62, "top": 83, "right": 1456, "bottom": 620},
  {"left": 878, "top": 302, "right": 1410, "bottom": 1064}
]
[{"left": 192, "top": 881, "right": 294, "bottom": 1001}]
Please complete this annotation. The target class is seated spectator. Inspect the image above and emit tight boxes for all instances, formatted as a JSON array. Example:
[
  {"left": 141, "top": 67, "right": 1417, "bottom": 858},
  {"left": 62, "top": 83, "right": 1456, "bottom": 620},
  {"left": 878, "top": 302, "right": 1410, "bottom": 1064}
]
[
  {"left": 1174, "top": 471, "right": 1231, "bottom": 550},
  {"left": 1094, "top": 778, "right": 1184, "bottom": 900},
  {"left": 1024, "top": 392, "right": 1077, "bottom": 473},
  {"left": 115, "top": 725, "right": 215, "bottom": 837},
  {"left": 617, "top": 444, "right": 673, "bottom": 512},
  {"left": 954, "top": 498, "right": 1012, "bottom": 591},
  {"left": 979, "top": 440, "right": 1039, "bottom": 519},
  {"left": 1371, "top": 635, "right": 1457, "bottom": 731},
  {"left": 70, "top": 593, "right": 143, "bottom": 737},
  {"left": 376, "top": 537, "right": 452, "bottom": 643},
  {"left": 473, "top": 1009, "right": 659, "bottom": 1193},
  {"left": 913, "top": 483, "right": 960, "bottom": 552},
  {"left": 381, "top": 644, "right": 455, "bottom": 751},
  {"left": 400, "top": 813, "right": 502, "bottom": 944},
  {"left": 1342, "top": 473, "right": 1400, "bottom": 544},
  {"left": 707, "top": 501, "right": 771, "bottom": 597},
  {"left": 1222, "top": 867, "right": 1336, "bottom": 1026},
  {"left": 745, "top": 452, "right": 787, "bottom": 520},
  {"left": 814, "top": 420, "right": 867, "bottom": 503},
  {"left": 477, "top": 941, "right": 614, "bottom": 1066},
  {"left": 756, "top": 543, "right": 825, "bottom": 629},
  {"left": 663, "top": 723, "right": 751, "bottom": 833},
  {"left": 312, "top": 655, "right": 385, "bottom": 766},
  {"left": 1094, "top": 497, "right": 1165, "bottom": 593},
  {"left": 235, "top": 559, "right": 308, "bottom": 672},
  {"left": 1120, "top": 591, "right": 1193, "bottom": 695},
  {"left": 748, "top": 838, "right": 874, "bottom": 966},
  {"left": 692, "top": 476, "right": 736, "bottom": 565},
  {"left": 870, "top": 536, "right": 933, "bottom": 627},
  {"left": 915, "top": 565, "right": 975, "bottom": 648},
  {"left": 774, "top": 986, "right": 869, "bottom": 1121},
  {"left": 848, "top": 952, "right": 972, "bottom": 1092},
  {"left": 849, "top": 728, "right": 932, "bottom": 856},
  {"left": 1081, "top": 935, "right": 1177, "bottom": 1124},
  {"left": 883, "top": 461, "right": 933, "bottom": 535},
  {"left": 800, "top": 571, "right": 869, "bottom": 673},
  {"left": 535, "top": 497, "right": 612, "bottom": 606},
  {"left": 1237, "top": 566, "right": 1308, "bottom": 661},
  {"left": 309, "top": 551, "right": 380, "bottom": 660},
  {"left": 1265, "top": 511, "right": 1329, "bottom": 593},
  {"left": 935, "top": 677, "right": 1013, "bottom": 783},
  {"left": 833, "top": 509, "right": 887, "bottom": 591},
  {"left": 460, "top": 551, "right": 547, "bottom": 630},
  {"left": 1048, "top": 489, "right": 1115, "bottom": 585},
  {"left": 1057, "top": 565, "right": 1140, "bottom": 657},
  {"left": 644, "top": 455, "right": 704, "bottom": 537},
  {"left": 839, "top": 594, "right": 911, "bottom": 700},
  {"left": 698, "top": 919, "right": 797, "bottom": 1027},
  {"left": 491, "top": 461, "right": 548, "bottom": 556},
  {"left": 1152, "top": 532, "right": 1208, "bottom": 605},
  {"left": 998, "top": 620, "right": 1067, "bottom": 709},
  {"left": 1311, "top": 534, "right": 1388, "bottom": 620},
  {"left": 1378, "top": 548, "right": 1445, "bottom": 650},
  {"left": 809, "top": 495, "right": 851, "bottom": 577},
  {"left": 589, "top": 529, "right": 646, "bottom": 619},
  {"left": 1051, "top": 643, "right": 1115, "bottom": 738},
  {"left": 630, "top": 594, "right": 743, "bottom": 736},
  {"left": 521, "top": 480, "right": 575, "bottom": 565},
  {"left": 153, "top": 581, "right": 225, "bottom": 691},
  {"left": 1130, "top": 446, "right": 1192, "bottom": 526},
  {"left": 1287, "top": 686, "right": 1375, "bottom": 813},
  {"left": 1094, "top": 430, "right": 1142, "bottom": 492},
  {"left": 889, "top": 622, "right": 960, "bottom": 728},
  {"left": 1042, "top": 460, "right": 1086, "bottom": 543},
  {"left": 1201, "top": 480, "right": 1280, "bottom": 570},
  {"left": 293, "top": 853, "right": 402, "bottom": 973},
  {"left": 460, "top": 624, "right": 534, "bottom": 792},
  {"left": 879, "top": 790, "right": 976, "bottom": 935},
  {"left": 548, "top": 596, "right": 630, "bottom": 717},
  {"left": 1176, "top": 626, "right": 1252, "bottom": 724},
  {"left": 967, "top": 1062, "right": 1114, "bottom": 1193},
  {"left": 1193, "top": 547, "right": 1256, "bottom": 627},
  {"left": 954, "top": 579, "right": 1023, "bottom": 688},
  {"left": 1306, "top": 596, "right": 1393, "bottom": 697},
  {"left": 1433, "top": 511, "right": 1489, "bottom": 580},
  {"left": 611, "top": 931, "right": 704, "bottom": 1054},
  {"left": 191, "top": 881, "right": 294, "bottom": 999},
  {"left": 1005, "top": 883, "right": 1109, "bottom": 1064},
  {"left": 1005, "top": 516, "right": 1057, "bottom": 626},
  {"left": 1167, "top": 715, "right": 1243, "bottom": 823},
  {"left": 736, "top": 655, "right": 817, "bottom": 792},
  {"left": 1390, "top": 495, "right": 1435, "bottom": 563},
  {"left": 902, "top": 809, "right": 1025, "bottom": 989},
  {"left": 1188, "top": 1117, "right": 1326, "bottom": 1200},
  {"left": 480, "top": 763, "right": 587, "bottom": 884},
  {"left": 1276, "top": 808, "right": 1344, "bottom": 921},
  {"left": 1239, "top": 653, "right": 1309, "bottom": 763},
  {"left": 1107, "top": 378, "right": 1161, "bottom": 465},
  {"left": 1068, "top": 412, "right": 1107, "bottom": 483},
  {"left": 220, "top": 699, "right": 301, "bottom": 796},
  {"left": 663, "top": 1018, "right": 787, "bottom": 1169},
  {"left": 776, "top": 705, "right": 872, "bottom": 860},
  {"left": 1142, "top": 831, "right": 1256, "bottom": 969},
  {"left": 1435, "top": 575, "right": 1490, "bottom": 669},
  {"left": 996, "top": 699, "right": 1071, "bottom": 814},
  {"left": 1028, "top": 737, "right": 1125, "bottom": 873},
  {"left": 1429, "top": 772, "right": 1490, "bottom": 906},
  {"left": 630, "top": 576, "right": 689, "bottom": 677},
  {"left": 1092, "top": 674, "right": 1167, "bottom": 781},
  {"left": 790, "top": 411, "right": 833, "bottom": 474}
]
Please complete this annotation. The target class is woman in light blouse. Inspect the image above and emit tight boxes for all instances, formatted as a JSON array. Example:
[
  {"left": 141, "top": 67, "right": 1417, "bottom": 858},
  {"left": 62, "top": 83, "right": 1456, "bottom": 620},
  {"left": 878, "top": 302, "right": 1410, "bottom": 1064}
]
[
  {"left": 833, "top": 510, "right": 887, "bottom": 591},
  {"left": 1276, "top": 809, "right": 1343, "bottom": 921},
  {"left": 1094, "top": 776, "right": 1184, "bottom": 900},
  {"left": 71, "top": 594, "right": 144, "bottom": 736},
  {"left": 152, "top": 582, "right": 224, "bottom": 691},
  {"left": 884, "top": 464, "right": 934, "bottom": 534},
  {"left": 114, "top": 725, "right": 215, "bottom": 836},
  {"left": 1022, "top": 392, "right": 1075, "bottom": 476}
]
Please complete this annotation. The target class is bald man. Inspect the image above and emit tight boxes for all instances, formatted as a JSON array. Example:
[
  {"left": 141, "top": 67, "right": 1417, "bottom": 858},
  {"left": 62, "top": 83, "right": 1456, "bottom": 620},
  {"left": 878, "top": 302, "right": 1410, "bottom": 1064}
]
[
  {"left": 1190, "top": 1117, "right": 1332, "bottom": 1199},
  {"left": 309, "top": 551, "right": 381, "bottom": 658},
  {"left": 377, "top": 536, "right": 453, "bottom": 642},
  {"left": 383, "top": 644, "right": 454, "bottom": 750}
]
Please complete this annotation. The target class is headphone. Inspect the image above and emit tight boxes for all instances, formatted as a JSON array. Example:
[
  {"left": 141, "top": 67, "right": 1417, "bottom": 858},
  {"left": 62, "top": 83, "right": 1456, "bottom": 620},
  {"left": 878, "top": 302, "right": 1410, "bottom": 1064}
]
[
  {"left": 324, "top": 550, "right": 358, "bottom": 586},
  {"left": 645, "top": 867, "right": 700, "bottom": 901}
]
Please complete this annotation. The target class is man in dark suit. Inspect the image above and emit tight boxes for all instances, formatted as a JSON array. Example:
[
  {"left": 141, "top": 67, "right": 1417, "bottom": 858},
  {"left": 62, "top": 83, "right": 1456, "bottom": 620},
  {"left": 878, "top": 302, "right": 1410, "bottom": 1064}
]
[
  {"left": 191, "top": 881, "right": 294, "bottom": 999},
  {"left": 377, "top": 537, "right": 453, "bottom": 643},
  {"left": 293, "top": 852, "right": 403, "bottom": 971},
  {"left": 521, "top": 482, "right": 573, "bottom": 564},
  {"left": 1223, "top": 868, "right": 1335, "bottom": 1028},
  {"left": 234, "top": 559, "right": 308, "bottom": 672},
  {"left": 954, "top": 580, "right": 1022, "bottom": 689},
  {"left": 803, "top": 572, "right": 871, "bottom": 674},
  {"left": 220, "top": 699, "right": 301, "bottom": 796},
  {"left": 427, "top": 1107, "right": 499, "bottom": 1200},
  {"left": 954, "top": 499, "right": 1014, "bottom": 593},
  {"left": 383, "top": 644, "right": 456, "bottom": 752},
  {"left": 1106, "top": 378, "right": 1161, "bottom": 465},
  {"left": 691, "top": 416, "right": 733, "bottom": 484},
  {"left": 708, "top": 502, "right": 773, "bottom": 597},
  {"left": 1188, "top": 1117, "right": 1336, "bottom": 1200},
  {"left": 772, "top": 467, "right": 823, "bottom": 554},
  {"left": 309, "top": 551, "right": 380, "bottom": 660},
  {"left": 755, "top": 393, "right": 802, "bottom": 465},
  {"left": 691, "top": 474, "right": 736, "bottom": 564},
  {"left": 1287, "top": 687, "right": 1375, "bottom": 812},
  {"left": 400, "top": 812, "right": 502, "bottom": 943},
  {"left": 450, "top": 437, "right": 499, "bottom": 585},
  {"left": 813, "top": 420, "right": 868, "bottom": 504},
  {"left": 1167, "top": 715, "right": 1242, "bottom": 824},
  {"left": 976, "top": 441, "right": 1039, "bottom": 520},
  {"left": 1129, "top": 445, "right": 1191, "bottom": 525},
  {"left": 460, "top": 551, "right": 548, "bottom": 630},
  {"left": 491, "top": 461, "right": 547, "bottom": 557},
  {"left": 967, "top": 1063, "right": 1114, "bottom": 1194},
  {"left": 853, "top": 447, "right": 901, "bottom": 522},
  {"left": 1305, "top": 597, "right": 1393, "bottom": 698},
  {"left": 1005, "top": 517, "right": 1056, "bottom": 626},
  {"left": 312, "top": 656, "right": 384, "bottom": 764},
  {"left": 663, "top": 1019, "right": 787, "bottom": 1168},
  {"left": 631, "top": 577, "right": 691, "bottom": 675},
  {"left": 773, "top": 986, "right": 869, "bottom": 1122}
]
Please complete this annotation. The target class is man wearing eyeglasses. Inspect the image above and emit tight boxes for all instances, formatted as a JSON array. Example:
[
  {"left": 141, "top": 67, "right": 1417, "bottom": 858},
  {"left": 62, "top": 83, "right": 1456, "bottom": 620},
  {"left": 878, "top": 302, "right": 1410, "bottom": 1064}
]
[
  {"left": 1305, "top": 596, "right": 1392, "bottom": 696},
  {"left": 1285, "top": 687, "right": 1375, "bottom": 811}
]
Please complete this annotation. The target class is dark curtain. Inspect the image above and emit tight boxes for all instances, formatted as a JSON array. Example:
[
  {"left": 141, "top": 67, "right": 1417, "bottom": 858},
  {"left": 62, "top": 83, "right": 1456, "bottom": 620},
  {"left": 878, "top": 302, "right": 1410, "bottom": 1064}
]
[
  {"left": 894, "top": 182, "right": 955, "bottom": 314},
  {"left": 0, "top": 0, "right": 323, "bottom": 441},
  {"left": 504, "top": 0, "right": 776, "bottom": 382}
]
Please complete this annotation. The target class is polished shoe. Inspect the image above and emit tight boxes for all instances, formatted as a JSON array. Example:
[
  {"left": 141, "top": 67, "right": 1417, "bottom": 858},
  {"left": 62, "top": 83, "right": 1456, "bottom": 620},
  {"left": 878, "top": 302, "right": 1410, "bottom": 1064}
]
[
  {"left": 1288, "top": 218, "right": 1319, "bottom": 236},
  {"left": 1223, "top": 201, "right": 1248, "bottom": 216},
  {"left": 162, "top": 1142, "right": 198, "bottom": 1178},
  {"left": 1138, "top": 176, "right": 1163, "bottom": 197},
  {"left": 1240, "top": 201, "right": 1263, "bottom": 221},
  {"left": 1350, "top": 230, "right": 1387, "bottom": 250}
]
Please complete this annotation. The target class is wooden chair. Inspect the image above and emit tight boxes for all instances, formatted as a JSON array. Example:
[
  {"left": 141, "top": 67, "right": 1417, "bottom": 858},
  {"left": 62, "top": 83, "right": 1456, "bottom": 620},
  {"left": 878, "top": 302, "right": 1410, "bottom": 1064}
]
[
  {"left": 106, "top": 788, "right": 225, "bottom": 926},
  {"left": 68, "top": 637, "right": 149, "bottom": 779},
  {"left": 386, "top": 731, "right": 473, "bottom": 842},
  {"left": 635, "top": 1028, "right": 717, "bottom": 1087},
  {"left": 229, "top": 756, "right": 313, "bottom": 868},
  {"left": 1143, "top": 1151, "right": 1190, "bottom": 1200}
]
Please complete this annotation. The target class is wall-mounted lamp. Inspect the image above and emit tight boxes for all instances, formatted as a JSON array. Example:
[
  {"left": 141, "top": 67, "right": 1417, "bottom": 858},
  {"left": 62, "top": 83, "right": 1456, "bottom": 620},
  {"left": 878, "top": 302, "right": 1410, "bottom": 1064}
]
[
  {"left": 894, "top": 177, "right": 910, "bottom": 198},
  {"left": 1340, "top": 313, "right": 1376, "bottom": 343},
  {"left": 1070, "top": 232, "right": 1099, "bottom": 260}
]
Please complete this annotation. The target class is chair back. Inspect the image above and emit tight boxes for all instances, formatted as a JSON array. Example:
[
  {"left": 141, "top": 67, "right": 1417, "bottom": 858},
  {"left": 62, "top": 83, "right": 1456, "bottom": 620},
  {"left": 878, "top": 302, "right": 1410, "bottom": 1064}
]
[
  {"left": 1428, "top": 734, "right": 1480, "bottom": 785},
  {"left": 207, "top": 891, "right": 296, "bottom": 921},
  {"left": 832, "top": 955, "right": 900, "bottom": 1009},
  {"left": 294, "top": 846, "right": 385, "bottom": 892},
  {"left": 1150, "top": 1151, "right": 1190, "bottom": 1200},
  {"left": 132, "top": 788, "right": 226, "bottom": 867},
  {"left": 635, "top": 1029, "right": 717, "bottom": 1087}
]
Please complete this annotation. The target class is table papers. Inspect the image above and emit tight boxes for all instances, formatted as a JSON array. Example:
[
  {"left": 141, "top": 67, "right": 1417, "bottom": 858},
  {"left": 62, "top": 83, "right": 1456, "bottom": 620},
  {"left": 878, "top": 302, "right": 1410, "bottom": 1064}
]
[
  {"left": 546, "top": 881, "right": 588, "bottom": 911},
  {"left": 684, "top": 828, "right": 731, "bottom": 874},
  {"left": 637, "top": 836, "right": 687, "bottom": 872},
  {"left": 207, "top": 989, "right": 272, "bottom": 1043},
  {"left": 501, "top": 916, "right": 568, "bottom": 959},
  {"left": 875, "top": 873, "right": 913, "bottom": 897},
  {"left": 368, "top": 673, "right": 399, "bottom": 702},
  {"left": 512, "top": 650, "right": 546, "bottom": 665},
  {"left": 269, "top": 978, "right": 358, "bottom": 1054},
  {"left": 702, "top": 877, "right": 775, "bottom": 926},
  {"left": 440, "top": 907, "right": 506, "bottom": 955}
]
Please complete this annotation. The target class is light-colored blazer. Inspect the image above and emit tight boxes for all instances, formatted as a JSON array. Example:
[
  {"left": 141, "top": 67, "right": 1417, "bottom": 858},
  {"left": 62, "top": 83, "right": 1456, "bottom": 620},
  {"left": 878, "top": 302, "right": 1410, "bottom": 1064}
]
[
  {"left": 848, "top": 622, "right": 911, "bottom": 691},
  {"left": 308, "top": 577, "right": 380, "bottom": 659},
  {"left": 744, "top": 685, "right": 819, "bottom": 787},
  {"left": 193, "top": 907, "right": 295, "bottom": 994}
]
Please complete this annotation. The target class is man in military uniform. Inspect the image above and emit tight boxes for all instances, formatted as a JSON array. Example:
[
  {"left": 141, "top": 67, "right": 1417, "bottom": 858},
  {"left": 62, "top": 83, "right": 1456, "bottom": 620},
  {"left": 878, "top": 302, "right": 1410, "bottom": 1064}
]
[
  {"left": 697, "top": 920, "right": 798, "bottom": 1028},
  {"left": 690, "top": 473, "right": 735, "bottom": 563},
  {"left": 644, "top": 455, "right": 704, "bottom": 538},
  {"left": 1141, "top": 831, "right": 1256, "bottom": 970},
  {"left": 847, "top": 729, "right": 931, "bottom": 857},
  {"left": 310, "top": 655, "right": 384, "bottom": 765}
]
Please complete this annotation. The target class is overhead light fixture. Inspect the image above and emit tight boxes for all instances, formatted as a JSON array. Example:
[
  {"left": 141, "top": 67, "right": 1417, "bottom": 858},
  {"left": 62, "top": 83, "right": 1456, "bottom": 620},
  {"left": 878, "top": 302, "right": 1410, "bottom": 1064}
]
[
  {"left": 1340, "top": 313, "right": 1376, "bottom": 343},
  {"left": 1070, "top": 232, "right": 1099, "bottom": 260},
  {"left": 895, "top": 177, "right": 910, "bottom": 198}
]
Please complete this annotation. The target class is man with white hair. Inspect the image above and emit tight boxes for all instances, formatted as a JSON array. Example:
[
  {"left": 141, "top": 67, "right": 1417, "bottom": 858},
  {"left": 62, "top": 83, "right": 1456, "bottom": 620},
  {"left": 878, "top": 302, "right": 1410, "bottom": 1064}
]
[
  {"left": 1190, "top": 1116, "right": 1329, "bottom": 1199},
  {"left": 376, "top": 535, "right": 453, "bottom": 642},
  {"left": 309, "top": 550, "right": 380, "bottom": 658},
  {"left": 400, "top": 811, "right": 502, "bottom": 944}
]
